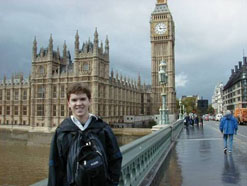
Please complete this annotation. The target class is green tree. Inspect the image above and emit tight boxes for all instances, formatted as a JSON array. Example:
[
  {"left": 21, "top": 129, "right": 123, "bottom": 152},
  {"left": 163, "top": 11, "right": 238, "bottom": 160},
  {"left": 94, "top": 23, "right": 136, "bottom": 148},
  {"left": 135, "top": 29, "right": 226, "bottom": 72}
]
[
  {"left": 182, "top": 97, "right": 197, "bottom": 114},
  {"left": 207, "top": 104, "right": 215, "bottom": 115},
  {"left": 176, "top": 99, "right": 180, "bottom": 114}
]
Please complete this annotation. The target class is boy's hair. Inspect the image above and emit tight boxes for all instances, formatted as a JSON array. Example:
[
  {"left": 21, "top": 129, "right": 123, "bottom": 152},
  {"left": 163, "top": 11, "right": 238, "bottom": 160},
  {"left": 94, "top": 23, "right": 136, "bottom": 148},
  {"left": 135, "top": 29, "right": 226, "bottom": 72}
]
[{"left": 67, "top": 83, "right": 91, "bottom": 101}]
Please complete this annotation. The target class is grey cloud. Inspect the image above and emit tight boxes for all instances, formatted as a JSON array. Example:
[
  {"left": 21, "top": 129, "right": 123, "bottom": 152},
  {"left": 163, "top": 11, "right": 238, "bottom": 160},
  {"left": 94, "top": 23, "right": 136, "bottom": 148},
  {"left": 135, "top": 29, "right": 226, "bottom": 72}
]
[{"left": 1, "top": 0, "right": 247, "bottom": 101}]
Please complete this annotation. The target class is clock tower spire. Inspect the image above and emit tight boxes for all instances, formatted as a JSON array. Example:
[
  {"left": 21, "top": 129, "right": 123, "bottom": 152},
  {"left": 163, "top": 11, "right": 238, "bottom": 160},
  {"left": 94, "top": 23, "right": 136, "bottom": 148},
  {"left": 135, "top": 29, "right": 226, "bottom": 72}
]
[{"left": 150, "top": 0, "right": 176, "bottom": 115}]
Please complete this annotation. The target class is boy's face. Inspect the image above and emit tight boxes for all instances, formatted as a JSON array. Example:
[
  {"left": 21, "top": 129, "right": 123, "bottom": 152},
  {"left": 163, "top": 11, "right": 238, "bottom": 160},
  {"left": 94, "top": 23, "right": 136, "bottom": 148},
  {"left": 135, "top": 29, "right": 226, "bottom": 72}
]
[{"left": 68, "top": 93, "right": 91, "bottom": 121}]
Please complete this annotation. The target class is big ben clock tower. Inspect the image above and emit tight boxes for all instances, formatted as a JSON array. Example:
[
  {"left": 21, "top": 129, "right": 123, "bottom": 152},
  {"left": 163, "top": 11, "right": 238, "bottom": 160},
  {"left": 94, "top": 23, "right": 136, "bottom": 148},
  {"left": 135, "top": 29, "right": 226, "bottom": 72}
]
[{"left": 150, "top": 0, "right": 176, "bottom": 114}]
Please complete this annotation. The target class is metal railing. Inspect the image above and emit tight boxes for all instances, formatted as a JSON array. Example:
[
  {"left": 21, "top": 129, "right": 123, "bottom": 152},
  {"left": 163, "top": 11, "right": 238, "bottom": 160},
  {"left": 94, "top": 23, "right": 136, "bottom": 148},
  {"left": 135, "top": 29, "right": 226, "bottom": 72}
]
[{"left": 119, "top": 120, "right": 183, "bottom": 186}]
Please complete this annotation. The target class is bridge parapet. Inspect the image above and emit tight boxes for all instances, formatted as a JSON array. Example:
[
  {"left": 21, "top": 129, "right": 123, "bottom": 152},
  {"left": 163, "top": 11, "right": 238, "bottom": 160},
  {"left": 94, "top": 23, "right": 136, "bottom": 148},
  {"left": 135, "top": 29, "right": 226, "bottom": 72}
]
[{"left": 119, "top": 120, "right": 183, "bottom": 186}]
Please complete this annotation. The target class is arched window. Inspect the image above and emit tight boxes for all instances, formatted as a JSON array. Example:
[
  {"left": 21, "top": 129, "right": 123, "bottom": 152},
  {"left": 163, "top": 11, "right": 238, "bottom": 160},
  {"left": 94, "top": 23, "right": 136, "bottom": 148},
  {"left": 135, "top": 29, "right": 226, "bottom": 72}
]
[
  {"left": 83, "top": 63, "right": 89, "bottom": 71},
  {"left": 39, "top": 66, "right": 45, "bottom": 74}
]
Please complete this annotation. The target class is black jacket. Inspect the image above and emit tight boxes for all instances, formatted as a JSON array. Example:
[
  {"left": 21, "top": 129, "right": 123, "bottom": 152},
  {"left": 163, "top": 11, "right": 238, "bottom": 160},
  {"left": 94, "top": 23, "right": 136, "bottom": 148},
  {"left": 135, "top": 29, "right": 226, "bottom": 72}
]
[{"left": 48, "top": 116, "right": 122, "bottom": 186}]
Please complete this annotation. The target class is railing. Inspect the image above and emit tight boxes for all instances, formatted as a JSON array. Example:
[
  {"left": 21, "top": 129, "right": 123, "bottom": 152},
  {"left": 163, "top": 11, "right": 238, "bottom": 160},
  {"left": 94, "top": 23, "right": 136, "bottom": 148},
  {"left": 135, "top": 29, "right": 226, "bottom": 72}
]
[
  {"left": 31, "top": 120, "right": 183, "bottom": 186},
  {"left": 119, "top": 120, "right": 183, "bottom": 186}
]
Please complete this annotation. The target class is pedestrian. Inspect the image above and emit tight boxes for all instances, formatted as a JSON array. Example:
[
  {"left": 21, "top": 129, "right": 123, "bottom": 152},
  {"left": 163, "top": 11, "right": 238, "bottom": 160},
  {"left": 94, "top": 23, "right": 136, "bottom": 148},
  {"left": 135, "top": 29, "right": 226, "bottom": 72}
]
[
  {"left": 200, "top": 116, "right": 203, "bottom": 126},
  {"left": 48, "top": 83, "right": 122, "bottom": 186},
  {"left": 219, "top": 110, "right": 238, "bottom": 154},
  {"left": 184, "top": 114, "right": 190, "bottom": 127},
  {"left": 189, "top": 114, "right": 194, "bottom": 126},
  {"left": 194, "top": 114, "right": 199, "bottom": 125}
]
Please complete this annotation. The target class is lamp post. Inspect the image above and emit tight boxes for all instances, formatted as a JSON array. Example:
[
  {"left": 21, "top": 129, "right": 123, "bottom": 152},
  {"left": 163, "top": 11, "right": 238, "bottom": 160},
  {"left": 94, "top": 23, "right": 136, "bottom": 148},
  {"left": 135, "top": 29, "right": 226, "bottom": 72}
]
[
  {"left": 179, "top": 99, "right": 183, "bottom": 119},
  {"left": 183, "top": 105, "right": 185, "bottom": 117},
  {"left": 159, "top": 59, "right": 169, "bottom": 125}
]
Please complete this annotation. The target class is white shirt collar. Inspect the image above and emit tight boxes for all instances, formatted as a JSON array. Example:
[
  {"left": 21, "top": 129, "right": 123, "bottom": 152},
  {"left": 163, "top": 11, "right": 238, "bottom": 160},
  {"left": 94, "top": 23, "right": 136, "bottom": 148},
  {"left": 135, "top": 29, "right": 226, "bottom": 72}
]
[{"left": 70, "top": 113, "right": 96, "bottom": 131}]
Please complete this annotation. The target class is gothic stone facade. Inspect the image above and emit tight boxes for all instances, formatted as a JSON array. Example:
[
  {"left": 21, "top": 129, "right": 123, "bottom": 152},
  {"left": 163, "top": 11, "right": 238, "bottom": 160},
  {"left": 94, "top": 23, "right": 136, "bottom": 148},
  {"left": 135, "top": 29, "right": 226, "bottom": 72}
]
[
  {"left": 0, "top": 0, "right": 177, "bottom": 130},
  {"left": 0, "top": 30, "right": 151, "bottom": 129}
]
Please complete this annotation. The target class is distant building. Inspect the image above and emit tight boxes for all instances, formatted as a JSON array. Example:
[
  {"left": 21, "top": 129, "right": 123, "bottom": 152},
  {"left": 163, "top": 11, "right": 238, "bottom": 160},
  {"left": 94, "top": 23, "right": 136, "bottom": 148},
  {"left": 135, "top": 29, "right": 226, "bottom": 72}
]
[
  {"left": 212, "top": 82, "right": 224, "bottom": 114},
  {"left": 197, "top": 99, "right": 208, "bottom": 116},
  {"left": 223, "top": 57, "right": 247, "bottom": 112}
]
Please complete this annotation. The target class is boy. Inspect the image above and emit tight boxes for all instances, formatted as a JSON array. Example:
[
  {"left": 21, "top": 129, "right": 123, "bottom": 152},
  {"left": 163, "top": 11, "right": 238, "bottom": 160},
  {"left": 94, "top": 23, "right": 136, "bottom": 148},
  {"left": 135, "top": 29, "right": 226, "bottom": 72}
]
[{"left": 48, "top": 83, "right": 122, "bottom": 186}]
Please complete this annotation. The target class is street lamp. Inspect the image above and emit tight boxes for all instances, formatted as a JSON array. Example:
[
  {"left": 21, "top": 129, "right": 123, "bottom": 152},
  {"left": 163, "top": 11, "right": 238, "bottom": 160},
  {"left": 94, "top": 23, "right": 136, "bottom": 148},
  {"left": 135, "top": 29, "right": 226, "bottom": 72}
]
[
  {"left": 179, "top": 99, "right": 183, "bottom": 119},
  {"left": 159, "top": 59, "right": 169, "bottom": 124},
  {"left": 183, "top": 105, "right": 186, "bottom": 117}
]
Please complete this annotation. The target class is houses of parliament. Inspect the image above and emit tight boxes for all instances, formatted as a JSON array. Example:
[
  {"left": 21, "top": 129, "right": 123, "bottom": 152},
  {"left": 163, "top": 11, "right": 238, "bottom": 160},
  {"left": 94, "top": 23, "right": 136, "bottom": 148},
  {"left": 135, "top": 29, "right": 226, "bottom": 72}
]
[{"left": 0, "top": 0, "right": 176, "bottom": 130}]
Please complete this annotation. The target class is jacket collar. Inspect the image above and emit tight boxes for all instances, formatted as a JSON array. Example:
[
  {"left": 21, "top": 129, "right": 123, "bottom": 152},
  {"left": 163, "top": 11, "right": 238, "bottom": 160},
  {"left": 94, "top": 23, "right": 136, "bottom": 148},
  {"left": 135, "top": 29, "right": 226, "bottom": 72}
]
[{"left": 58, "top": 115, "right": 104, "bottom": 132}]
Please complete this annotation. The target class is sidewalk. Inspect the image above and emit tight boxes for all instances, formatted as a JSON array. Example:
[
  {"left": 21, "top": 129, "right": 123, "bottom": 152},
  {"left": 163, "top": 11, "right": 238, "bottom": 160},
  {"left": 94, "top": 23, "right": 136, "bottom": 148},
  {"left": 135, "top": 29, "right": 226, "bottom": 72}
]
[{"left": 159, "top": 122, "right": 247, "bottom": 186}]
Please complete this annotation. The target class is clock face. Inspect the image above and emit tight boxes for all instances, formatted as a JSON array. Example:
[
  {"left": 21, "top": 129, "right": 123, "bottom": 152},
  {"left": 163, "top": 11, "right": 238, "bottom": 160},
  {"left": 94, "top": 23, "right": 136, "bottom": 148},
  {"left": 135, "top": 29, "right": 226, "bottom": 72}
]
[{"left": 155, "top": 23, "right": 167, "bottom": 35}]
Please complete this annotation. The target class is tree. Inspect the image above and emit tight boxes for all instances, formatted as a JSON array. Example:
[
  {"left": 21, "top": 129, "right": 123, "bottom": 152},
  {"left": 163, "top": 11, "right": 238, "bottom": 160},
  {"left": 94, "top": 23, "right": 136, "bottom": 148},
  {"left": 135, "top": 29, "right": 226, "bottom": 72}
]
[
  {"left": 207, "top": 104, "right": 215, "bottom": 115},
  {"left": 182, "top": 97, "right": 197, "bottom": 114},
  {"left": 176, "top": 99, "right": 180, "bottom": 114}
]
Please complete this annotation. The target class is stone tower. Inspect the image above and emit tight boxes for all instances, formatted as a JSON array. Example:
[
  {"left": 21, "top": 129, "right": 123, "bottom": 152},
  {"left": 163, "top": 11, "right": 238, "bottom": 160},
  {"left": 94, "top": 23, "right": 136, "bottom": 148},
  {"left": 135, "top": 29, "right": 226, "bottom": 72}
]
[
  {"left": 150, "top": 0, "right": 176, "bottom": 114},
  {"left": 31, "top": 34, "right": 70, "bottom": 129},
  {"left": 73, "top": 28, "right": 110, "bottom": 117}
]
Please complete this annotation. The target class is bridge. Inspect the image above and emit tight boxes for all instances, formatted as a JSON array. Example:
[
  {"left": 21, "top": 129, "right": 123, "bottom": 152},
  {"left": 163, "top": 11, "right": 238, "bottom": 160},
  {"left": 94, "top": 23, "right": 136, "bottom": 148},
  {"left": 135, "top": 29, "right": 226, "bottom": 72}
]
[{"left": 32, "top": 120, "right": 247, "bottom": 186}]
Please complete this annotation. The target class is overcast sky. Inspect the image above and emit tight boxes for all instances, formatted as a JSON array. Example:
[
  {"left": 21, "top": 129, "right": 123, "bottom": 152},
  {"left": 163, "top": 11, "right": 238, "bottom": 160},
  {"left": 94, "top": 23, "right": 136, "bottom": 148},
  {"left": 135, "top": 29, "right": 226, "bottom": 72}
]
[{"left": 1, "top": 0, "right": 247, "bottom": 101}]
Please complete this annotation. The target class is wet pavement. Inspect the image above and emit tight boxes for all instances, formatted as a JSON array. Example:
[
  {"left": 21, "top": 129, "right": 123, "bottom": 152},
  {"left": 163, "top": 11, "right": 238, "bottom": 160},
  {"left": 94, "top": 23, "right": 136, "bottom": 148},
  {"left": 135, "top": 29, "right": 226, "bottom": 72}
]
[{"left": 159, "top": 121, "right": 247, "bottom": 186}]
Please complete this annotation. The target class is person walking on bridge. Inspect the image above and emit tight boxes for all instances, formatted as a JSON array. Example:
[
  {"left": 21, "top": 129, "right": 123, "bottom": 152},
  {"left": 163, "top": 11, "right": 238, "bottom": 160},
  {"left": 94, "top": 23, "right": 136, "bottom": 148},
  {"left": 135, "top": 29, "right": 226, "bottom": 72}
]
[{"left": 219, "top": 110, "right": 238, "bottom": 153}]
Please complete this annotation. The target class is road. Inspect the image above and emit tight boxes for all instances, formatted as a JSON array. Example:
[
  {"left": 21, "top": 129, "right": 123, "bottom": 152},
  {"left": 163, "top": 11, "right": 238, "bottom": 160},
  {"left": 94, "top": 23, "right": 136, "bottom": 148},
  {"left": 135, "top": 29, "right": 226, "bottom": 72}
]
[{"left": 159, "top": 120, "right": 247, "bottom": 186}]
